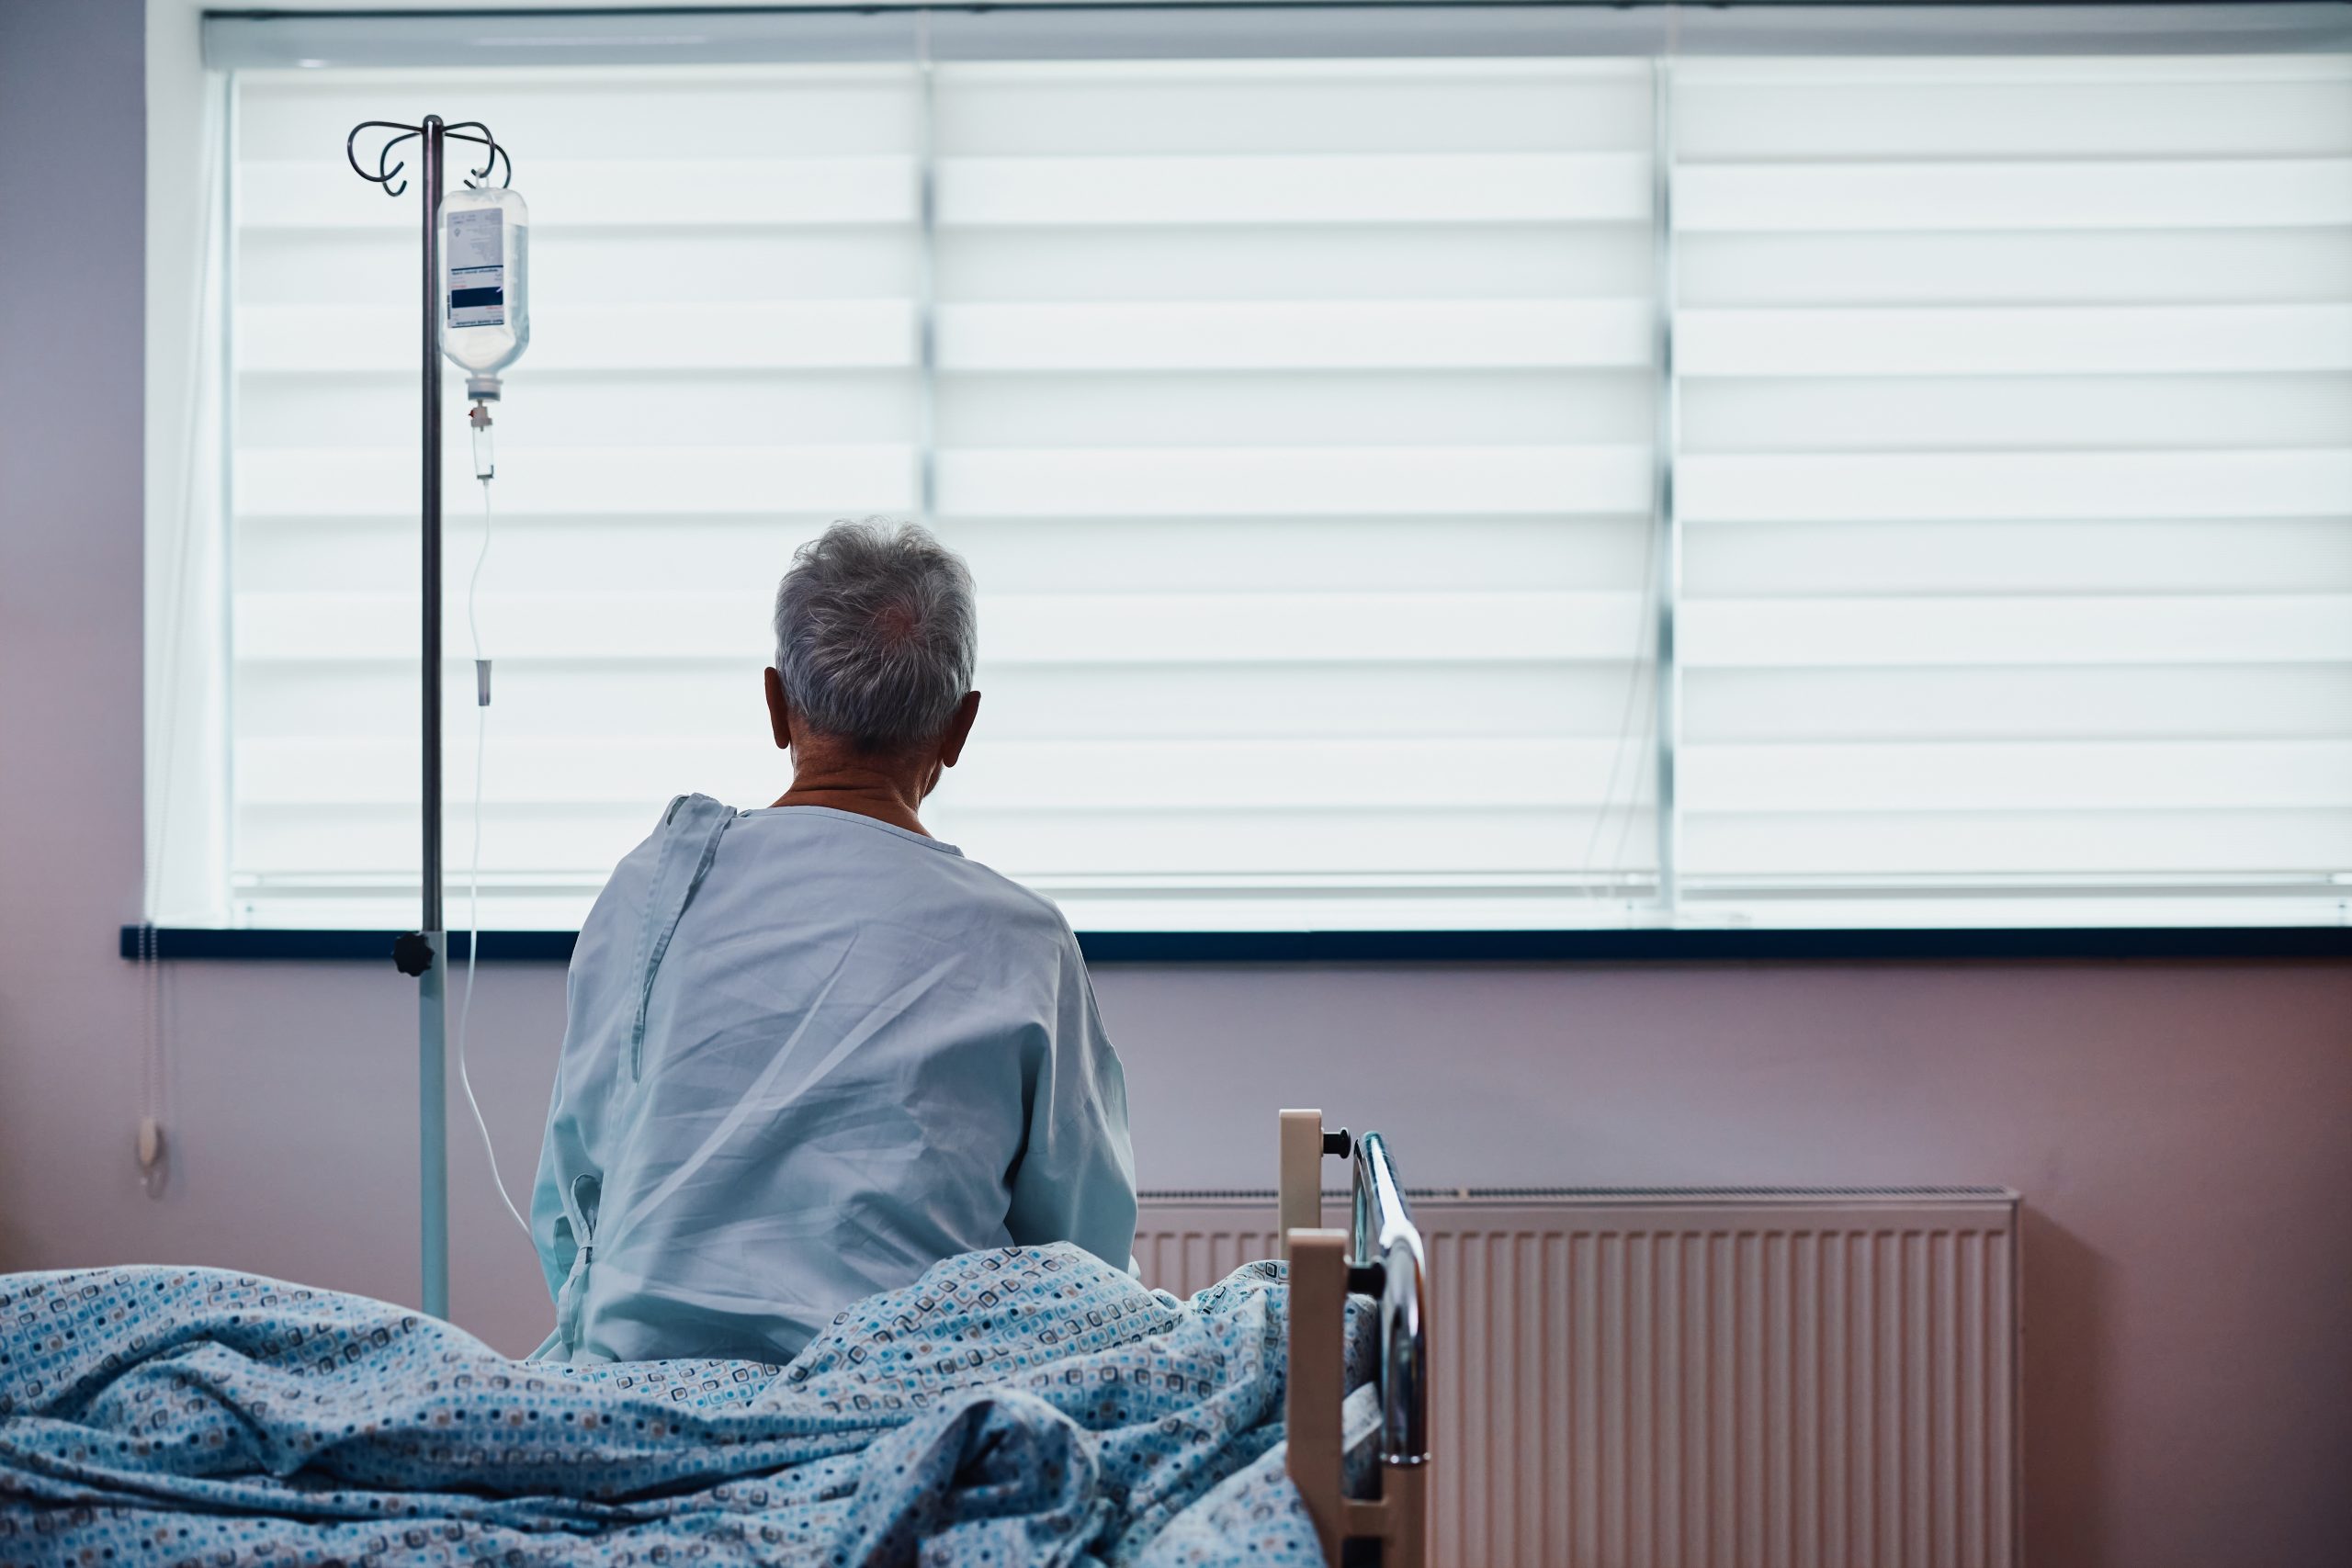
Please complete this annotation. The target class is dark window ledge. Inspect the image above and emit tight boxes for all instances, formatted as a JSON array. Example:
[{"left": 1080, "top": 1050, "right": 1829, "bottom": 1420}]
[{"left": 119, "top": 924, "right": 2352, "bottom": 964}]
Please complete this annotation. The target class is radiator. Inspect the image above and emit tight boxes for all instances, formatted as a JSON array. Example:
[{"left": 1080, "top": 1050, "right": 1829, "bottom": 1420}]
[{"left": 1136, "top": 1189, "right": 2019, "bottom": 1568}]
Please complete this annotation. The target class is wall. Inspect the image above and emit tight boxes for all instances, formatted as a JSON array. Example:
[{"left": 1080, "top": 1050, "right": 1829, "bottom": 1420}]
[{"left": 1, "top": 4, "right": 2348, "bottom": 1566}]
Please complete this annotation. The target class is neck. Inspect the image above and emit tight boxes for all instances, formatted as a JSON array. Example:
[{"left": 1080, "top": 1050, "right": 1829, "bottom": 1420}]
[{"left": 771, "top": 746, "right": 933, "bottom": 836}]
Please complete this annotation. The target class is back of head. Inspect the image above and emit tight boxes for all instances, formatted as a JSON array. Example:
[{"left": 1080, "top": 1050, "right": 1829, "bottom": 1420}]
[{"left": 773, "top": 520, "right": 978, "bottom": 753}]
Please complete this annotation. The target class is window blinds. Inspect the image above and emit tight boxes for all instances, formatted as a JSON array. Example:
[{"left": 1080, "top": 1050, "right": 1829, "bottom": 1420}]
[
  {"left": 1671, "top": 55, "right": 2352, "bottom": 924},
  {"left": 921, "top": 59, "right": 1660, "bottom": 929},
  {"left": 218, "top": 34, "right": 2351, "bottom": 933},
  {"left": 227, "top": 56, "right": 1663, "bottom": 930},
  {"left": 233, "top": 65, "right": 926, "bottom": 927}
]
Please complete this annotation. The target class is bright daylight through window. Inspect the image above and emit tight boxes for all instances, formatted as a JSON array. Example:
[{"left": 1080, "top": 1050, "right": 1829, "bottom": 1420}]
[{"left": 159, "top": 10, "right": 2352, "bottom": 933}]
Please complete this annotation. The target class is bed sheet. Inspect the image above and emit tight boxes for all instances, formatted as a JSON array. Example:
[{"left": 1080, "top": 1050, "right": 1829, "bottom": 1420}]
[{"left": 0, "top": 1244, "right": 1374, "bottom": 1567}]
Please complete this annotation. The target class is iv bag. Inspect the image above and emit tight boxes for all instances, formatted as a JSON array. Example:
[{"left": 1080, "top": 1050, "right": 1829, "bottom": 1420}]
[{"left": 439, "top": 185, "right": 529, "bottom": 398}]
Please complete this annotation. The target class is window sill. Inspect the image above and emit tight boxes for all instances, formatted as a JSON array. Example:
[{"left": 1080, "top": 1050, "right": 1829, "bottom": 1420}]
[{"left": 118, "top": 925, "right": 2352, "bottom": 964}]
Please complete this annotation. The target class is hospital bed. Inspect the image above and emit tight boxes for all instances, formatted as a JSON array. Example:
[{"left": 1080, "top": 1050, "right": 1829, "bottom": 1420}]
[
  {"left": 1278, "top": 1109, "right": 1433, "bottom": 1568},
  {"left": 1, "top": 1108, "right": 1432, "bottom": 1567}
]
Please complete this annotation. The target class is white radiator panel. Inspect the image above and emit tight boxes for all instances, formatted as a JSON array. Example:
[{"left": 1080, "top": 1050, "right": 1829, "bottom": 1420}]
[{"left": 1136, "top": 1190, "right": 2019, "bottom": 1568}]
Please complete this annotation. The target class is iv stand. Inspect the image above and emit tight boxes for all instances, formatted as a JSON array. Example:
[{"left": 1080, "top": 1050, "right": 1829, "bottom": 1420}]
[{"left": 345, "top": 115, "right": 514, "bottom": 1323}]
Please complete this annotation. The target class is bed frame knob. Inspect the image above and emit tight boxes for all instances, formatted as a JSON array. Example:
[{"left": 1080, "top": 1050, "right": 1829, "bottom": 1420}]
[
  {"left": 1322, "top": 1129, "right": 1353, "bottom": 1158},
  {"left": 1346, "top": 1261, "right": 1385, "bottom": 1297}
]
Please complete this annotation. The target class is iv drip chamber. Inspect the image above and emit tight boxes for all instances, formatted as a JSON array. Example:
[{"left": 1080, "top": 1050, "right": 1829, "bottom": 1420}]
[{"left": 438, "top": 185, "right": 529, "bottom": 400}]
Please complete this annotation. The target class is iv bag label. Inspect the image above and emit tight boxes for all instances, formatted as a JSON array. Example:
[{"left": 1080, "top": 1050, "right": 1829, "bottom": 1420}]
[{"left": 447, "top": 209, "right": 504, "bottom": 329}]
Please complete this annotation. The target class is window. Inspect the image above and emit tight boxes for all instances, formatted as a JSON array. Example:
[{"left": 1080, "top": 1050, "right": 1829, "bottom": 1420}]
[
  {"left": 1671, "top": 51, "right": 2352, "bottom": 927},
  {"left": 926, "top": 56, "right": 1661, "bottom": 931},
  {"left": 226, "top": 61, "right": 933, "bottom": 930},
  {"left": 158, "top": 6, "right": 2352, "bottom": 933}
]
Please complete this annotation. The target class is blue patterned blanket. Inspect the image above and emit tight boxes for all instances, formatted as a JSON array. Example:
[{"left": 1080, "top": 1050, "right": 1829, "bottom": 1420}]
[{"left": 0, "top": 1246, "right": 1374, "bottom": 1567}]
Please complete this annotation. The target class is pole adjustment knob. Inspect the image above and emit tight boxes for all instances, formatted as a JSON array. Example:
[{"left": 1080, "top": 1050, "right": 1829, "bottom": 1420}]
[{"left": 392, "top": 931, "right": 435, "bottom": 976}]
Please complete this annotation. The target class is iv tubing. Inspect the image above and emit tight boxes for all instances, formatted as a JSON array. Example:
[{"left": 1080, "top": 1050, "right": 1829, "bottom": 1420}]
[{"left": 457, "top": 473, "right": 530, "bottom": 1239}]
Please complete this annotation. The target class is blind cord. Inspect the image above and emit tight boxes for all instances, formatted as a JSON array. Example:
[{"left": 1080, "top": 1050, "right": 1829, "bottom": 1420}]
[
  {"left": 457, "top": 472, "right": 531, "bottom": 1240},
  {"left": 1581, "top": 470, "right": 1664, "bottom": 903}
]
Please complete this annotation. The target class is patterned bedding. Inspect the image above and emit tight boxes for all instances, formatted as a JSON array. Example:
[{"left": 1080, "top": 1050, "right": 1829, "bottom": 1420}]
[{"left": 0, "top": 1245, "right": 1376, "bottom": 1567}]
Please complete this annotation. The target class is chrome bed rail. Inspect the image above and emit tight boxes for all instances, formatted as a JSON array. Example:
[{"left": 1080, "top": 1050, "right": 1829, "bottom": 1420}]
[
  {"left": 1350, "top": 1131, "right": 1430, "bottom": 1474},
  {"left": 1281, "top": 1110, "right": 1429, "bottom": 1568}
]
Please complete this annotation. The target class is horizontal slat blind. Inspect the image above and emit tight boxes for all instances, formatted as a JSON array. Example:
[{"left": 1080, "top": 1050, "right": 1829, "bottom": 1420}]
[
  {"left": 232, "top": 66, "right": 925, "bottom": 927},
  {"left": 220, "top": 39, "right": 2352, "bottom": 932},
  {"left": 1671, "top": 55, "right": 2352, "bottom": 921},
  {"left": 229, "top": 56, "right": 1660, "bottom": 930},
  {"left": 922, "top": 59, "right": 1660, "bottom": 927}
]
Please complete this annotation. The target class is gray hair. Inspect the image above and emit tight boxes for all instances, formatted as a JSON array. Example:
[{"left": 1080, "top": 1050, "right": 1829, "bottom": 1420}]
[{"left": 772, "top": 519, "right": 978, "bottom": 752}]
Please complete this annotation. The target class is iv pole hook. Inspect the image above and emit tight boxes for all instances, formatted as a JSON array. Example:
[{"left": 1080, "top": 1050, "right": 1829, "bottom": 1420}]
[{"left": 346, "top": 119, "right": 421, "bottom": 197}]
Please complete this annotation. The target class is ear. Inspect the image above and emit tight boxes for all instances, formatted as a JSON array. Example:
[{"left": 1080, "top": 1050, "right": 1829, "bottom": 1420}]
[
  {"left": 763, "top": 666, "right": 793, "bottom": 751},
  {"left": 937, "top": 690, "right": 981, "bottom": 769}
]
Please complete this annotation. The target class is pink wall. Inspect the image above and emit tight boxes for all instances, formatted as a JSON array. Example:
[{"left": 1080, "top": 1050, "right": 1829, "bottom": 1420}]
[
  {"left": 2, "top": 4, "right": 2347, "bottom": 1564},
  {"left": 6, "top": 958, "right": 2349, "bottom": 1568}
]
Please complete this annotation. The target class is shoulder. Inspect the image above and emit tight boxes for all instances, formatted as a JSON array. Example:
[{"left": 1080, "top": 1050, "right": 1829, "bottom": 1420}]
[
  {"left": 631, "top": 793, "right": 739, "bottom": 874},
  {"left": 584, "top": 795, "right": 739, "bottom": 930},
  {"left": 949, "top": 849, "right": 1085, "bottom": 955}
]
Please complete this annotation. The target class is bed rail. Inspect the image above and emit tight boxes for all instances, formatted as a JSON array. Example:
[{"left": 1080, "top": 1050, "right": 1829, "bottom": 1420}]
[{"left": 1282, "top": 1110, "right": 1430, "bottom": 1568}]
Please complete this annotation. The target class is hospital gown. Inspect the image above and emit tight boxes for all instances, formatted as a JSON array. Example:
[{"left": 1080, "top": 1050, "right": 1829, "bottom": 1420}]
[{"left": 532, "top": 795, "right": 1136, "bottom": 1365}]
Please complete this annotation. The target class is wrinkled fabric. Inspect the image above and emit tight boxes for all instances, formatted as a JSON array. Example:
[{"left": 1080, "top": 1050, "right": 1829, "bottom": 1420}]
[
  {"left": 0, "top": 1246, "right": 1375, "bottom": 1567},
  {"left": 537, "top": 796, "right": 1137, "bottom": 1364}
]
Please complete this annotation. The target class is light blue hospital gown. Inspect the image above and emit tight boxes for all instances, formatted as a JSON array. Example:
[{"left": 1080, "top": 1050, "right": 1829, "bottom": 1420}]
[{"left": 533, "top": 795, "right": 1137, "bottom": 1365}]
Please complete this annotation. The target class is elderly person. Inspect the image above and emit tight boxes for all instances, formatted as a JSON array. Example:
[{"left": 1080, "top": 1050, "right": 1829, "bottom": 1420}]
[{"left": 531, "top": 521, "right": 1136, "bottom": 1364}]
